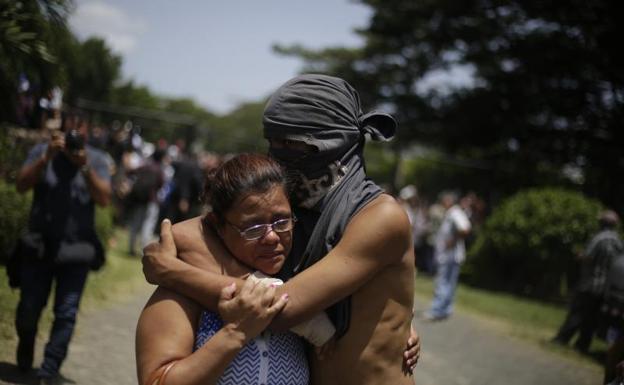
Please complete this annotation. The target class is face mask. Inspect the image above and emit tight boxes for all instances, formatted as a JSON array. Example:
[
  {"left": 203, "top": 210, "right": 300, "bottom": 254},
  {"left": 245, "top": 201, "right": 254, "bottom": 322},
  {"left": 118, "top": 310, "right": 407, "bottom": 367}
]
[{"left": 286, "top": 161, "right": 348, "bottom": 209}]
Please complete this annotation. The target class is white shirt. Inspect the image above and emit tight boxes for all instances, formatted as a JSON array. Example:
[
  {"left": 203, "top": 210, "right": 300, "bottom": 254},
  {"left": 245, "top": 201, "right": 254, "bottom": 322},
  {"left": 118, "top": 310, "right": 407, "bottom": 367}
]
[{"left": 435, "top": 205, "right": 471, "bottom": 264}]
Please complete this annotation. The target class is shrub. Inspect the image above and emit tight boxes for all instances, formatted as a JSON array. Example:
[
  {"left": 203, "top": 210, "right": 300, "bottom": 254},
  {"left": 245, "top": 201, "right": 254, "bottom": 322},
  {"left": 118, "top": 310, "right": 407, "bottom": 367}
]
[
  {"left": 465, "top": 188, "right": 603, "bottom": 300},
  {"left": 0, "top": 181, "right": 31, "bottom": 264}
]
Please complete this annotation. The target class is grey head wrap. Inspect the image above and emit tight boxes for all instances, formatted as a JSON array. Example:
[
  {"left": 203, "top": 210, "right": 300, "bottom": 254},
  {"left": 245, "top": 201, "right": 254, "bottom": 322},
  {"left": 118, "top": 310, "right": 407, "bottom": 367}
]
[{"left": 263, "top": 74, "right": 396, "bottom": 339}]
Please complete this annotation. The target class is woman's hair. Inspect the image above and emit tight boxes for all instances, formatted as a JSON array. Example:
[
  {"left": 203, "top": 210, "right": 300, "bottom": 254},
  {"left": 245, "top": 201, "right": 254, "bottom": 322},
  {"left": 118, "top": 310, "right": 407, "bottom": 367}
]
[{"left": 202, "top": 153, "right": 287, "bottom": 223}]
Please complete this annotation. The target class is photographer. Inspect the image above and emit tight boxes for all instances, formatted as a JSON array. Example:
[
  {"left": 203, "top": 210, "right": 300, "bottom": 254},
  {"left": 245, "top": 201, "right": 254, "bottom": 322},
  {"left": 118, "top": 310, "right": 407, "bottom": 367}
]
[{"left": 13, "top": 113, "right": 111, "bottom": 383}]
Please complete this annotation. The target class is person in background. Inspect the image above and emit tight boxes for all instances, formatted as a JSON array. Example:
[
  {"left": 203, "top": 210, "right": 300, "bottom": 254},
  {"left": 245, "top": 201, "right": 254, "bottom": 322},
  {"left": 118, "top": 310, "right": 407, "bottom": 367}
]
[
  {"left": 165, "top": 153, "right": 204, "bottom": 223},
  {"left": 13, "top": 114, "right": 111, "bottom": 383},
  {"left": 127, "top": 149, "right": 165, "bottom": 256},
  {"left": 552, "top": 210, "right": 623, "bottom": 353},
  {"left": 422, "top": 190, "right": 471, "bottom": 321}
]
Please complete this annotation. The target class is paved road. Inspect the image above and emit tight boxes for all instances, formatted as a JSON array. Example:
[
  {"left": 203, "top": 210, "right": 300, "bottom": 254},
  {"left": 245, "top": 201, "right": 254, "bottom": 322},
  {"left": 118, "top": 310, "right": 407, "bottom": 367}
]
[
  {"left": 0, "top": 288, "right": 601, "bottom": 385},
  {"left": 0, "top": 282, "right": 154, "bottom": 385},
  {"left": 411, "top": 297, "right": 600, "bottom": 385}
]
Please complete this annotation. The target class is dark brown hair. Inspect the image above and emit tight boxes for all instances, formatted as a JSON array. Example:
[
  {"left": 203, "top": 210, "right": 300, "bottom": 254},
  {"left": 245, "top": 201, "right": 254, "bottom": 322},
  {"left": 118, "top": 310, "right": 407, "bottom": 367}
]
[{"left": 202, "top": 153, "right": 287, "bottom": 223}]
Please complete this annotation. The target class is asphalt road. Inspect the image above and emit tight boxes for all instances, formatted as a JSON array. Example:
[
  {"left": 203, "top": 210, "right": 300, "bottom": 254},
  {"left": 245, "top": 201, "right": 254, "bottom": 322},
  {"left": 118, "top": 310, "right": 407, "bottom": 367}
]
[
  {"left": 411, "top": 297, "right": 600, "bottom": 385},
  {"left": 0, "top": 286, "right": 601, "bottom": 385}
]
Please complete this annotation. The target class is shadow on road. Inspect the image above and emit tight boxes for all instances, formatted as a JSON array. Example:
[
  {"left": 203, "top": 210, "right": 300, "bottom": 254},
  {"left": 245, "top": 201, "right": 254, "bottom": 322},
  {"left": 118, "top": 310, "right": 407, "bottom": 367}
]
[{"left": 0, "top": 362, "right": 75, "bottom": 385}]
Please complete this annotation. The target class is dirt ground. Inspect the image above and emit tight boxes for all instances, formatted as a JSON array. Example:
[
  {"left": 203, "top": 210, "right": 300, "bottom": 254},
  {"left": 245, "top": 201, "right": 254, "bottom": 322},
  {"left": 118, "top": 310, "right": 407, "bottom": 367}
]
[{"left": 0, "top": 286, "right": 601, "bottom": 385}]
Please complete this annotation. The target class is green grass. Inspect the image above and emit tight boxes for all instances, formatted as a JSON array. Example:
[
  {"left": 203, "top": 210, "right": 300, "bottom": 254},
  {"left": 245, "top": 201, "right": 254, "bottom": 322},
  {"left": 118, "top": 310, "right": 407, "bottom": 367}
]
[
  {"left": 414, "top": 275, "right": 605, "bottom": 369},
  {"left": 0, "top": 228, "right": 146, "bottom": 361}
]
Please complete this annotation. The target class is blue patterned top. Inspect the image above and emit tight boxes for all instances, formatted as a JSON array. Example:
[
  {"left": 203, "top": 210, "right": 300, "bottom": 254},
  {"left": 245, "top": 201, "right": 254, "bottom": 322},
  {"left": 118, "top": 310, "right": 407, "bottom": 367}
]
[{"left": 194, "top": 311, "right": 309, "bottom": 385}]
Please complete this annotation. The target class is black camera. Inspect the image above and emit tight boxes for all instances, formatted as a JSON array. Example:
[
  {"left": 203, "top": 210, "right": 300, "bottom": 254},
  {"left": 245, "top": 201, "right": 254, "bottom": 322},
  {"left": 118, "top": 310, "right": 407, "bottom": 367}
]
[{"left": 65, "top": 130, "right": 85, "bottom": 153}]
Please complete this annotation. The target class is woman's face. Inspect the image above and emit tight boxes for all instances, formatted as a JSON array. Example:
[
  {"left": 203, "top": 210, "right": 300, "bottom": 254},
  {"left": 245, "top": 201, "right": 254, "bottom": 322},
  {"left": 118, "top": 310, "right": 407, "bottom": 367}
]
[{"left": 218, "top": 184, "right": 292, "bottom": 275}]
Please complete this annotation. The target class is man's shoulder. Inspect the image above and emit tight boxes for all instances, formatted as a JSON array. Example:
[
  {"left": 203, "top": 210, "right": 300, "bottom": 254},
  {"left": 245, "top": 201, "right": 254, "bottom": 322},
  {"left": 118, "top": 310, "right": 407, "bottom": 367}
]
[
  {"left": 357, "top": 194, "right": 408, "bottom": 224},
  {"left": 171, "top": 217, "right": 205, "bottom": 248},
  {"left": 86, "top": 145, "right": 108, "bottom": 160},
  {"left": 346, "top": 193, "right": 412, "bottom": 255},
  {"left": 592, "top": 229, "right": 622, "bottom": 244},
  {"left": 596, "top": 230, "right": 624, "bottom": 248}
]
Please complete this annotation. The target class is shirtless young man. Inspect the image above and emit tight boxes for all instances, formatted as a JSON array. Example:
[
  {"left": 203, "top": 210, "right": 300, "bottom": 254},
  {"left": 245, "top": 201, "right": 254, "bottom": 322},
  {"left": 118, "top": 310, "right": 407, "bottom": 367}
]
[{"left": 143, "top": 74, "right": 417, "bottom": 384}]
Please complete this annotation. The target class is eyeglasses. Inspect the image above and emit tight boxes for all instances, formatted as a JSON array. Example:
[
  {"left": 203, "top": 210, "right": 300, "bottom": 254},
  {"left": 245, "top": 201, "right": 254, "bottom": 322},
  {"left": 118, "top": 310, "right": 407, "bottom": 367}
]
[{"left": 226, "top": 217, "right": 297, "bottom": 241}]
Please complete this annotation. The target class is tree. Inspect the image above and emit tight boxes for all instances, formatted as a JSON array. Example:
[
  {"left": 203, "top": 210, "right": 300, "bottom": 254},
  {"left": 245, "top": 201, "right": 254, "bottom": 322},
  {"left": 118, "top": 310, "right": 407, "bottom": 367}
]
[
  {"left": 0, "top": 0, "right": 73, "bottom": 123},
  {"left": 275, "top": 0, "right": 624, "bottom": 210},
  {"left": 63, "top": 37, "right": 122, "bottom": 105},
  {"left": 209, "top": 101, "right": 267, "bottom": 154}
]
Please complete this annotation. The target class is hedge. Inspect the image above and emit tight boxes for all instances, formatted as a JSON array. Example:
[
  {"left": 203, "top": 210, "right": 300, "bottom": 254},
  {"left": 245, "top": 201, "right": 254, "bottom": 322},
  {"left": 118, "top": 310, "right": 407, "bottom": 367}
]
[
  {"left": 464, "top": 188, "right": 603, "bottom": 300},
  {"left": 0, "top": 181, "right": 31, "bottom": 264}
]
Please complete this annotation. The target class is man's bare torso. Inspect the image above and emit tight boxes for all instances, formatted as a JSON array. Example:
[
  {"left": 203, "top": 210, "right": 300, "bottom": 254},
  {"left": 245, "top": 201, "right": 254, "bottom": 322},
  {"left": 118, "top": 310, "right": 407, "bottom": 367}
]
[{"left": 309, "top": 196, "right": 415, "bottom": 385}]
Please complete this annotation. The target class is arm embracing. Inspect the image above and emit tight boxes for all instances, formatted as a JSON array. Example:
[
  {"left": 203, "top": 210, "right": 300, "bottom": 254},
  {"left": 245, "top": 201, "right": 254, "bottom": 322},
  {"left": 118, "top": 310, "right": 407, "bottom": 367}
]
[
  {"left": 270, "top": 196, "right": 413, "bottom": 330},
  {"left": 142, "top": 218, "right": 247, "bottom": 311}
]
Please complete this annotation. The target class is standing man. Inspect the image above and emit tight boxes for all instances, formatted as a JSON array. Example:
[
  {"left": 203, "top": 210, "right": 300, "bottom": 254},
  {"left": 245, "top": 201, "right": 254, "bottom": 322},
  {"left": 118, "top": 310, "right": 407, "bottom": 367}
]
[
  {"left": 423, "top": 191, "right": 471, "bottom": 321},
  {"left": 142, "top": 74, "right": 419, "bottom": 384},
  {"left": 553, "top": 210, "right": 623, "bottom": 353},
  {"left": 126, "top": 148, "right": 165, "bottom": 256},
  {"left": 14, "top": 115, "right": 111, "bottom": 382}
]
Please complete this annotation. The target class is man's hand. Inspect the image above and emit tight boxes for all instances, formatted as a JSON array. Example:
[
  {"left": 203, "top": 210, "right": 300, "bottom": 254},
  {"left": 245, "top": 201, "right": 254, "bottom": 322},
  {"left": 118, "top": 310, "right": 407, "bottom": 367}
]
[
  {"left": 45, "top": 130, "right": 65, "bottom": 162},
  {"left": 403, "top": 326, "right": 421, "bottom": 375},
  {"left": 66, "top": 148, "right": 87, "bottom": 168},
  {"left": 142, "top": 219, "right": 179, "bottom": 285}
]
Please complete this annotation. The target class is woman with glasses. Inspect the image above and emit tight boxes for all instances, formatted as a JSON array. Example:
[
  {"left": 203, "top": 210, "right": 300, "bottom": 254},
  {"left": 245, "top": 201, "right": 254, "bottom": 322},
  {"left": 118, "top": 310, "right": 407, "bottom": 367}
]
[{"left": 136, "top": 153, "right": 332, "bottom": 385}]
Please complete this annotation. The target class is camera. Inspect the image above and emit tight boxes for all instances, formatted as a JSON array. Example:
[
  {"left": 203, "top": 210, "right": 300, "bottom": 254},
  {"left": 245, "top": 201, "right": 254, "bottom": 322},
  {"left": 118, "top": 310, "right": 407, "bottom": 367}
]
[{"left": 65, "top": 129, "right": 85, "bottom": 153}]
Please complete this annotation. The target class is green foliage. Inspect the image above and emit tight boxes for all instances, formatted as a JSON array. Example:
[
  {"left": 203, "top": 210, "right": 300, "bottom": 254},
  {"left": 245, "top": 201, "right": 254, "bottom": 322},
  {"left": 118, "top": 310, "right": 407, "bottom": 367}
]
[
  {"left": 209, "top": 101, "right": 268, "bottom": 154},
  {"left": 465, "top": 188, "right": 603, "bottom": 300},
  {"left": 63, "top": 37, "right": 122, "bottom": 105},
  {"left": 0, "top": 181, "right": 31, "bottom": 264},
  {"left": 401, "top": 153, "right": 491, "bottom": 201},
  {"left": 363, "top": 142, "right": 398, "bottom": 188},
  {"left": 0, "top": 126, "right": 36, "bottom": 181},
  {"left": 276, "top": 0, "right": 624, "bottom": 210},
  {"left": 95, "top": 205, "right": 114, "bottom": 250},
  {"left": 0, "top": 0, "right": 73, "bottom": 121}
]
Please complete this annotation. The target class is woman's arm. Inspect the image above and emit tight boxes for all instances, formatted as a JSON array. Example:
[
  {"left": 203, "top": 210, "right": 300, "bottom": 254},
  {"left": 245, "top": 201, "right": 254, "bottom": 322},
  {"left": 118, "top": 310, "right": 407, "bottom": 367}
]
[{"left": 136, "top": 280, "right": 288, "bottom": 385}]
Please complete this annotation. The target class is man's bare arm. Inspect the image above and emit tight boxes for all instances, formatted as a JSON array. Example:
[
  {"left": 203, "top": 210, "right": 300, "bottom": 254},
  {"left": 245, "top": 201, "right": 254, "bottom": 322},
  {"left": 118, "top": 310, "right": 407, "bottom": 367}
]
[
  {"left": 144, "top": 195, "right": 412, "bottom": 329},
  {"left": 142, "top": 218, "right": 239, "bottom": 311},
  {"left": 270, "top": 195, "right": 412, "bottom": 329}
]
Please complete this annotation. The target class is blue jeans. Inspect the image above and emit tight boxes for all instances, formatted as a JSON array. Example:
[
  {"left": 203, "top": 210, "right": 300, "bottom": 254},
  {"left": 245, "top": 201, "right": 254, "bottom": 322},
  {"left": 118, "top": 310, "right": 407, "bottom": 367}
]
[
  {"left": 429, "top": 260, "right": 461, "bottom": 318},
  {"left": 15, "top": 259, "right": 89, "bottom": 376}
]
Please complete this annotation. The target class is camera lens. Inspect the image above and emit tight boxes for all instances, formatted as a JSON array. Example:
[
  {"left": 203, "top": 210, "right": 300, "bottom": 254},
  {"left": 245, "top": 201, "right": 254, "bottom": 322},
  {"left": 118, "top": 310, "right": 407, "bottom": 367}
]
[{"left": 65, "top": 130, "right": 84, "bottom": 152}]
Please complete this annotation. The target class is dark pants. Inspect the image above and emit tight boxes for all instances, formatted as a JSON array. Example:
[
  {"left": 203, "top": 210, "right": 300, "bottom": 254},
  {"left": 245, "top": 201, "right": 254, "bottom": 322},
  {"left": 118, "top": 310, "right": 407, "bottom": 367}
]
[
  {"left": 553, "top": 291, "right": 601, "bottom": 352},
  {"left": 15, "top": 259, "right": 89, "bottom": 376}
]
